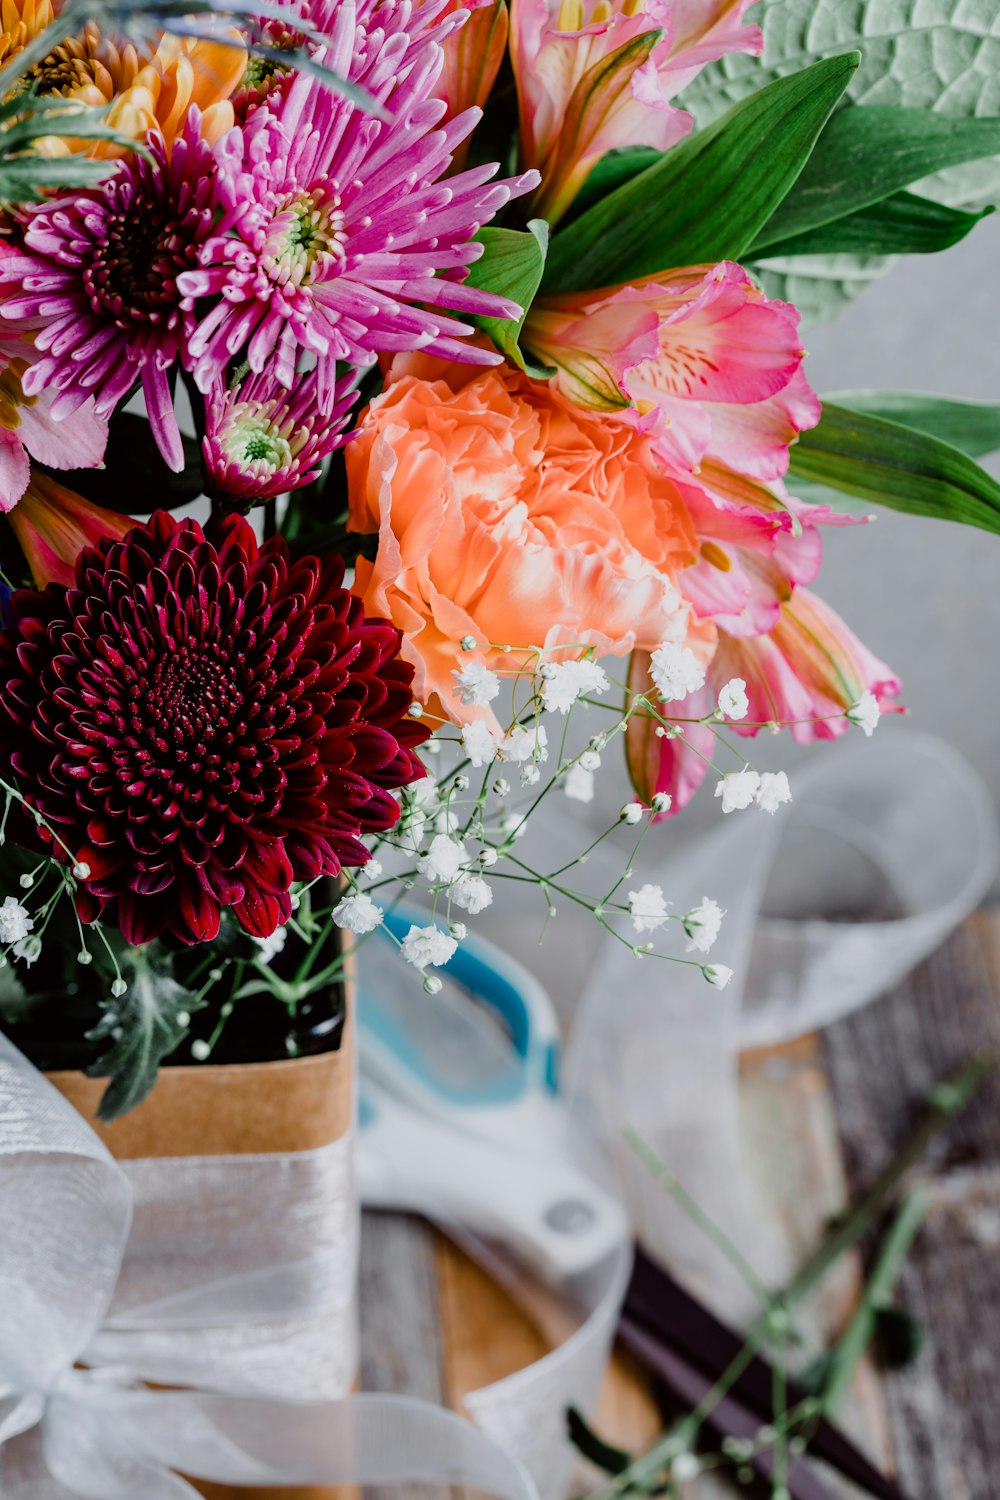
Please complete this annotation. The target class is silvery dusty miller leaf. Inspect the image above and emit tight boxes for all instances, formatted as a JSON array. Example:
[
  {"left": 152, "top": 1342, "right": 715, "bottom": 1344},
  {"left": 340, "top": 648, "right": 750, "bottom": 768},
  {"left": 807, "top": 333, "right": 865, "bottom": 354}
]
[{"left": 682, "top": 1, "right": 1000, "bottom": 322}]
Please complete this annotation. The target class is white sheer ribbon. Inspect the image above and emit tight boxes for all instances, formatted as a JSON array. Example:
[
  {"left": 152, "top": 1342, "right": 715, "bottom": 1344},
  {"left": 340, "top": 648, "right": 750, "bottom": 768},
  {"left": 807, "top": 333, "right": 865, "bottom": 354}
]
[
  {"left": 0, "top": 1035, "right": 538, "bottom": 1500},
  {"left": 563, "top": 729, "right": 1000, "bottom": 1316}
]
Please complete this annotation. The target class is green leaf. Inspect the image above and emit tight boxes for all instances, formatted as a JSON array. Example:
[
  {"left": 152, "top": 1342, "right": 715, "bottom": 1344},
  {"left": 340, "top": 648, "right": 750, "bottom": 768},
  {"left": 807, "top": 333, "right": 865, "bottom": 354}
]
[
  {"left": 873, "top": 1305, "right": 927, "bottom": 1370},
  {"left": 466, "top": 219, "right": 552, "bottom": 374},
  {"left": 788, "top": 401, "right": 1000, "bottom": 534},
  {"left": 754, "top": 191, "right": 993, "bottom": 259},
  {"left": 570, "top": 146, "right": 662, "bottom": 218},
  {"left": 542, "top": 52, "right": 859, "bottom": 294},
  {"left": 752, "top": 106, "right": 1000, "bottom": 251},
  {"left": 566, "top": 1408, "right": 633, "bottom": 1476},
  {"left": 86, "top": 951, "right": 202, "bottom": 1121},
  {"left": 683, "top": 0, "right": 1000, "bottom": 322},
  {"left": 827, "top": 391, "right": 1000, "bottom": 459}
]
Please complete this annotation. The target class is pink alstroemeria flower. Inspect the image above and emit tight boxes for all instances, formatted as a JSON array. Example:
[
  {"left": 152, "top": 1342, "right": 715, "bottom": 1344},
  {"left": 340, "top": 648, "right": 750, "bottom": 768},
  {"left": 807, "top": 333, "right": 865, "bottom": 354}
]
[
  {"left": 634, "top": 588, "right": 903, "bottom": 815},
  {"left": 438, "top": 0, "right": 510, "bottom": 166},
  {"left": 526, "top": 262, "right": 819, "bottom": 483},
  {"left": 0, "top": 336, "right": 107, "bottom": 514},
  {"left": 7, "top": 471, "right": 134, "bottom": 589},
  {"left": 679, "top": 481, "right": 859, "bottom": 638},
  {"left": 510, "top": 0, "right": 761, "bottom": 221}
]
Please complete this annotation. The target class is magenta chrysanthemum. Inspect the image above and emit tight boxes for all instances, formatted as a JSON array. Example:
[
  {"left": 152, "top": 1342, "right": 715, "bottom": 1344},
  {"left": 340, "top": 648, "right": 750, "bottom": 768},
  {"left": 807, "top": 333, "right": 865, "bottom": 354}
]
[
  {"left": 179, "top": 0, "right": 538, "bottom": 410},
  {"left": 0, "top": 511, "right": 428, "bottom": 946},
  {"left": 203, "top": 367, "right": 357, "bottom": 503},
  {"left": 0, "top": 113, "right": 215, "bottom": 474}
]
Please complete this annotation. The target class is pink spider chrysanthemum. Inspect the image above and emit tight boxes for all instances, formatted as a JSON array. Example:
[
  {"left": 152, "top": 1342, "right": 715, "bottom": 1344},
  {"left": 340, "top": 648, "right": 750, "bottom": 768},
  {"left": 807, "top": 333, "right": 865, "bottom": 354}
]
[
  {"left": 0, "top": 113, "right": 215, "bottom": 474},
  {"left": 203, "top": 366, "right": 358, "bottom": 504},
  {"left": 179, "top": 0, "right": 538, "bottom": 410}
]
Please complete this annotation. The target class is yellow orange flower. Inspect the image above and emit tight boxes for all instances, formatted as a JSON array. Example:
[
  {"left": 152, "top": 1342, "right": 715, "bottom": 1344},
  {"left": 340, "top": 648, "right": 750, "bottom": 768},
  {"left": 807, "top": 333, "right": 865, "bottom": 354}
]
[
  {"left": 0, "top": 8, "right": 246, "bottom": 152},
  {"left": 346, "top": 354, "right": 715, "bottom": 730}
]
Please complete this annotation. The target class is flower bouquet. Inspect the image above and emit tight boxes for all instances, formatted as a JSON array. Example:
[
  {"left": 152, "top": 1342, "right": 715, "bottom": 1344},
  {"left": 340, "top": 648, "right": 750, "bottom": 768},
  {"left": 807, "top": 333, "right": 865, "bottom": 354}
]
[{"left": 0, "top": 0, "right": 999, "bottom": 1493}]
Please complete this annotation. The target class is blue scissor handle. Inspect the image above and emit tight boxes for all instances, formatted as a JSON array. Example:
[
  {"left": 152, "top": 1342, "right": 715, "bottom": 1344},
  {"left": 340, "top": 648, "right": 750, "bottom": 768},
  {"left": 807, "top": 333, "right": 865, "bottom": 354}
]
[{"left": 378, "top": 905, "right": 561, "bottom": 1093}]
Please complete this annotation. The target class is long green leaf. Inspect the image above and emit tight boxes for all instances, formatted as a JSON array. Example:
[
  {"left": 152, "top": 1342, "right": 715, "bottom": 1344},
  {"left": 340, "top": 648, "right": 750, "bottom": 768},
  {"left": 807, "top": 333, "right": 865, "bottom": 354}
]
[
  {"left": 466, "top": 219, "right": 551, "bottom": 374},
  {"left": 753, "top": 106, "right": 1000, "bottom": 251},
  {"left": 827, "top": 391, "right": 1000, "bottom": 460},
  {"left": 788, "top": 402, "right": 1000, "bottom": 534},
  {"left": 570, "top": 146, "right": 662, "bottom": 218},
  {"left": 542, "top": 52, "right": 859, "bottom": 294},
  {"left": 682, "top": 1, "right": 1000, "bottom": 325},
  {"left": 755, "top": 191, "right": 993, "bottom": 259}
]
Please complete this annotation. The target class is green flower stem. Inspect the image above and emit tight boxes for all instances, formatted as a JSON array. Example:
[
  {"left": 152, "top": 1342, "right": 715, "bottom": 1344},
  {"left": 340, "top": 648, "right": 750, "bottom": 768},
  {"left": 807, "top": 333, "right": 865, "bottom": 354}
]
[
  {"left": 784, "top": 1052, "right": 992, "bottom": 1307},
  {"left": 587, "top": 1054, "right": 992, "bottom": 1500},
  {"left": 818, "top": 1186, "right": 929, "bottom": 1419}
]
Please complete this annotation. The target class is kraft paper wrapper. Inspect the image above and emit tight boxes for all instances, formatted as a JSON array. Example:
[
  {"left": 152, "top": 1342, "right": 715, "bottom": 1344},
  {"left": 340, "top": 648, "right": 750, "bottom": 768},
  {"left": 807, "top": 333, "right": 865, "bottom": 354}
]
[{"left": 49, "top": 1009, "right": 356, "bottom": 1500}]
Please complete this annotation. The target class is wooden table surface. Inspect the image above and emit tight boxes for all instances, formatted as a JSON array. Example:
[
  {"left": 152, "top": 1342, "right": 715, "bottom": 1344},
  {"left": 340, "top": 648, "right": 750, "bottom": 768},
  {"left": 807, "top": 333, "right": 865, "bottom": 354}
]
[{"left": 358, "top": 908, "right": 1000, "bottom": 1500}]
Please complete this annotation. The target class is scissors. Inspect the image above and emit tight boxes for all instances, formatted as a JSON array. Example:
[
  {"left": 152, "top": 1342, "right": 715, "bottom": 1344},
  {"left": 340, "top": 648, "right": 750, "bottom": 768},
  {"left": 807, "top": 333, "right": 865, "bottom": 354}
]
[
  {"left": 355, "top": 908, "right": 909, "bottom": 1500},
  {"left": 357, "top": 904, "right": 627, "bottom": 1283}
]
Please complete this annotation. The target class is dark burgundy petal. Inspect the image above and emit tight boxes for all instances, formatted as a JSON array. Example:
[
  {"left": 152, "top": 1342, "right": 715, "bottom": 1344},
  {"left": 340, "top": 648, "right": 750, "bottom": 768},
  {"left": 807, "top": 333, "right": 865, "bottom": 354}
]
[{"left": 0, "top": 510, "right": 427, "bottom": 945}]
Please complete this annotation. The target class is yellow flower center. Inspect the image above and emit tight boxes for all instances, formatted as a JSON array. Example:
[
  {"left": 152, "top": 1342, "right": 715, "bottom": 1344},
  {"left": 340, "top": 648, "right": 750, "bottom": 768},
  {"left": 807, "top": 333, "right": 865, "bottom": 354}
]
[{"left": 0, "top": 357, "right": 37, "bottom": 432}]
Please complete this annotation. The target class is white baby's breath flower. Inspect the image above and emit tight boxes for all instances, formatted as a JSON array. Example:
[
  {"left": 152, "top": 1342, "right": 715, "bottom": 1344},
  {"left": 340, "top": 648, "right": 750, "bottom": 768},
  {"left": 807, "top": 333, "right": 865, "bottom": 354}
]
[
  {"left": 462, "top": 721, "right": 502, "bottom": 767},
  {"left": 13, "top": 934, "right": 41, "bottom": 967},
  {"left": 756, "top": 770, "right": 792, "bottom": 814},
  {"left": 620, "top": 801, "right": 644, "bottom": 825},
  {"left": 452, "top": 661, "right": 501, "bottom": 707},
  {"left": 703, "top": 963, "right": 734, "bottom": 990},
  {"left": 400, "top": 807, "right": 428, "bottom": 850},
  {"left": 362, "top": 857, "right": 383, "bottom": 881},
  {"left": 501, "top": 723, "right": 548, "bottom": 764},
  {"left": 651, "top": 791, "right": 672, "bottom": 814},
  {"left": 451, "top": 874, "right": 493, "bottom": 914},
  {"left": 520, "top": 764, "right": 541, "bottom": 785},
  {"left": 0, "top": 895, "right": 33, "bottom": 946},
  {"left": 628, "top": 883, "right": 669, "bottom": 933},
  {"left": 410, "top": 776, "right": 439, "bottom": 807},
  {"left": 539, "top": 659, "right": 610, "bottom": 714},
  {"left": 714, "top": 769, "right": 761, "bottom": 813},
  {"left": 650, "top": 642, "right": 706, "bottom": 702},
  {"left": 332, "top": 891, "right": 383, "bottom": 935},
  {"left": 255, "top": 926, "right": 287, "bottom": 964},
  {"left": 671, "top": 1454, "right": 700, "bottom": 1483},
  {"left": 847, "top": 690, "right": 881, "bottom": 736},
  {"left": 579, "top": 749, "right": 601, "bottom": 773},
  {"left": 479, "top": 847, "right": 499, "bottom": 867},
  {"left": 564, "top": 764, "right": 595, "bottom": 803},
  {"left": 682, "top": 897, "right": 724, "bottom": 954},
  {"left": 401, "top": 924, "right": 458, "bottom": 969},
  {"left": 418, "top": 833, "right": 468, "bottom": 884},
  {"left": 717, "top": 677, "right": 749, "bottom": 721}
]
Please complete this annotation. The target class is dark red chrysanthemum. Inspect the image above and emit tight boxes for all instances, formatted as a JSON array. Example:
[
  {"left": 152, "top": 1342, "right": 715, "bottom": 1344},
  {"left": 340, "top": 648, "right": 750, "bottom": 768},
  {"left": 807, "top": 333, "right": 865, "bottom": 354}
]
[{"left": 0, "top": 511, "right": 427, "bottom": 945}]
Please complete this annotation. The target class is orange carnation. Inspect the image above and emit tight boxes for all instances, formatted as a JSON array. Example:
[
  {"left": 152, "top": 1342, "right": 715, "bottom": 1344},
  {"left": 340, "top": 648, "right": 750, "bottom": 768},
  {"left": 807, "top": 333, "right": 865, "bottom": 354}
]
[{"left": 346, "top": 357, "right": 716, "bottom": 729}]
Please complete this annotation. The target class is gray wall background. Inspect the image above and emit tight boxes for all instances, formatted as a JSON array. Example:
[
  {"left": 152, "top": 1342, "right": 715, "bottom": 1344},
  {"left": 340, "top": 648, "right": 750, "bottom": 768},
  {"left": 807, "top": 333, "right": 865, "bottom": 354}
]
[{"left": 785, "top": 216, "right": 1000, "bottom": 811}]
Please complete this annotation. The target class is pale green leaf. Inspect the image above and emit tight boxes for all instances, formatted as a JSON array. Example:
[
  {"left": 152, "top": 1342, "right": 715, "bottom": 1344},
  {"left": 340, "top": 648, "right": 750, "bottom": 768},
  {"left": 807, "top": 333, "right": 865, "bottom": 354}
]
[
  {"left": 465, "top": 219, "right": 551, "bottom": 374},
  {"left": 787, "top": 400, "right": 1000, "bottom": 533},
  {"left": 683, "top": 0, "right": 1000, "bottom": 321},
  {"left": 543, "top": 52, "right": 858, "bottom": 292},
  {"left": 827, "top": 390, "right": 1000, "bottom": 458}
]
